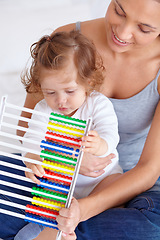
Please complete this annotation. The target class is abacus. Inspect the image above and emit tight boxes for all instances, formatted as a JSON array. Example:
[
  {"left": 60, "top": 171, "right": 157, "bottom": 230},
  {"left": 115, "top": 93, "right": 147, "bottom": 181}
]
[{"left": 0, "top": 96, "right": 92, "bottom": 239}]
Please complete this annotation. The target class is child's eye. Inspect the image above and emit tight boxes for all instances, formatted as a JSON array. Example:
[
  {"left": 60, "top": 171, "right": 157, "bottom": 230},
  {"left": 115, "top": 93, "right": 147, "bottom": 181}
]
[
  {"left": 47, "top": 91, "right": 55, "bottom": 95},
  {"left": 66, "top": 90, "right": 75, "bottom": 94}
]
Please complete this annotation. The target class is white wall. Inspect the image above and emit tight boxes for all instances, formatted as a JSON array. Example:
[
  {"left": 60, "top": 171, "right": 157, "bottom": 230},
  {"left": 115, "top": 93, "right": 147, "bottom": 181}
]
[{"left": 0, "top": 0, "right": 110, "bottom": 74}]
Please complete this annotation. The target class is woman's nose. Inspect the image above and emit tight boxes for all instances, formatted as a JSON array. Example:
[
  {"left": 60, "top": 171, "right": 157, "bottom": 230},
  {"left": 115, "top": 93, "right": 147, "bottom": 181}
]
[{"left": 116, "top": 21, "right": 133, "bottom": 41}]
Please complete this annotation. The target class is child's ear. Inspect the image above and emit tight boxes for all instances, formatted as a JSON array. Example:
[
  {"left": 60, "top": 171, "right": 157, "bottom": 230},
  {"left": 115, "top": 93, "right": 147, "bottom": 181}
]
[
  {"left": 87, "top": 79, "right": 94, "bottom": 87},
  {"left": 85, "top": 79, "right": 94, "bottom": 95}
]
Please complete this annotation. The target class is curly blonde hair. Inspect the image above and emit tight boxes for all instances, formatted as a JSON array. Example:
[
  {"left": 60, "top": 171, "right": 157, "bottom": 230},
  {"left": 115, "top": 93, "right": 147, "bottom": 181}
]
[{"left": 21, "top": 30, "right": 105, "bottom": 95}]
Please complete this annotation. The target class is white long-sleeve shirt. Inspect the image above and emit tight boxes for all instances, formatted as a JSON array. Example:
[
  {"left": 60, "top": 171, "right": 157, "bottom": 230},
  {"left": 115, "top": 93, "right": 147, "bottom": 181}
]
[{"left": 23, "top": 91, "right": 123, "bottom": 198}]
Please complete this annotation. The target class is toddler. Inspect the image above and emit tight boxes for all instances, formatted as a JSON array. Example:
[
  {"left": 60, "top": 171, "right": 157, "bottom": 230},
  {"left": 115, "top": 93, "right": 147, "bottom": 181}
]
[{"left": 22, "top": 30, "right": 123, "bottom": 199}]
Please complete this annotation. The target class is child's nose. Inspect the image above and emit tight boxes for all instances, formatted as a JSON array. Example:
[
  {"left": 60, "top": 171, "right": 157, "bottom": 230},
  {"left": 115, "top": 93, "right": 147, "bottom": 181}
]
[{"left": 57, "top": 94, "right": 67, "bottom": 105}]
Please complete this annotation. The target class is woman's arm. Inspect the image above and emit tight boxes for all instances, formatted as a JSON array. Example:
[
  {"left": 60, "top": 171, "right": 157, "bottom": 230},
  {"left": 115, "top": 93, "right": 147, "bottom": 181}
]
[
  {"left": 81, "top": 96, "right": 160, "bottom": 219},
  {"left": 57, "top": 100, "right": 160, "bottom": 235}
]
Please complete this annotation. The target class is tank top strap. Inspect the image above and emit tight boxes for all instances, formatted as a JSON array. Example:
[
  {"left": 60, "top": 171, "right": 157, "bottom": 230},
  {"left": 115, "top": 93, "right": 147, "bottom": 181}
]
[
  {"left": 75, "top": 21, "right": 81, "bottom": 31},
  {"left": 154, "top": 68, "right": 160, "bottom": 91}
]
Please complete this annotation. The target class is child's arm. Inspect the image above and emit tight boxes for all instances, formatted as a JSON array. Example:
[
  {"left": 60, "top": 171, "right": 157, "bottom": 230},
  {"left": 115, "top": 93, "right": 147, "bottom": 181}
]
[
  {"left": 24, "top": 153, "right": 45, "bottom": 185},
  {"left": 81, "top": 130, "right": 108, "bottom": 156}
]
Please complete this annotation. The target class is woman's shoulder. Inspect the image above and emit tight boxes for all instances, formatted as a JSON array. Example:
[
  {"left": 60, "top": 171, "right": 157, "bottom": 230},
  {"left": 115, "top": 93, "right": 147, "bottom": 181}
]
[
  {"left": 54, "top": 18, "right": 105, "bottom": 35},
  {"left": 53, "top": 18, "right": 106, "bottom": 51}
]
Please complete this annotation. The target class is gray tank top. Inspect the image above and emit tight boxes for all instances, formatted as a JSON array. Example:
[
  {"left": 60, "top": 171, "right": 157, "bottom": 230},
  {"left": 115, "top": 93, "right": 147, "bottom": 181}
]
[
  {"left": 76, "top": 22, "right": 160, "bottom": 171},
  {"left": 109, "top": 70, "right": 160, "bottom": 171}
]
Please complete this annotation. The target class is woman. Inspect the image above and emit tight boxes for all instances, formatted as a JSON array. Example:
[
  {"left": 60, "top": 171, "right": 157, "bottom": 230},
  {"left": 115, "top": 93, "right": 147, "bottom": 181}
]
[{"left": 1, "top": 0, "right": 160, "bottom": 239}]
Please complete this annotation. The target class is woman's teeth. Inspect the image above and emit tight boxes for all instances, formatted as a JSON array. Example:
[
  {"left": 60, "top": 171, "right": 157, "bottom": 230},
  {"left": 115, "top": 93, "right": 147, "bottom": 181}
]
[{"left": 114, "top": 33, "right": 126, "bottom": 44}]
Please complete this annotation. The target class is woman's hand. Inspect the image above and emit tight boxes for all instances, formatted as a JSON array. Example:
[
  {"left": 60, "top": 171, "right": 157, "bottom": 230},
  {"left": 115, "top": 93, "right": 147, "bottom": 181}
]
[
  {"left": 24, "top": 153, "right": 45, "bottom": 185},
  {"left": 57, "top": 198, "right": 81, "bottom": 240},
  {"left": 79, "top": 152, "right": 115, "bottom": 177}
]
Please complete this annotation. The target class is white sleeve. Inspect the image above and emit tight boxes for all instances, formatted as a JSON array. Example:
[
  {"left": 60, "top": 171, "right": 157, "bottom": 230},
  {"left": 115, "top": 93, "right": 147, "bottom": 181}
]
[
  {"left": 91, "top": 93, "right": 119, "bottom": 156},
  {"left": 22, "top": 100, "right": 51, "bottom": 157}
]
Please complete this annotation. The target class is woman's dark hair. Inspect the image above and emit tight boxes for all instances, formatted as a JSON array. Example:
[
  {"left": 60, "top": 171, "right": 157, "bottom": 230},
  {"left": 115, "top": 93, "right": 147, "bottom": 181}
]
[{"left": 21, "top": 30, "right": 105, "bottom": 95}]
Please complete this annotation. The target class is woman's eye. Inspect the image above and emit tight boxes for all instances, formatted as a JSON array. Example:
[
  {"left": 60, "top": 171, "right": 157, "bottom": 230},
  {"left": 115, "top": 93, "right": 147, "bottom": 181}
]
[
  {"left": 139, "top": 26, "right": 151, "bottom": 34},
  {"left": 114, "top": 7, "right": 124, "bottom": 17}
]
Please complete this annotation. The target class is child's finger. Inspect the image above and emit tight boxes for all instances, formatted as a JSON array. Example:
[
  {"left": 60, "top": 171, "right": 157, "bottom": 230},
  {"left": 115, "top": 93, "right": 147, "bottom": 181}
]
[
  {"left": 81, "top": 140, "right": 94, "bottom": 148},
  {"left": 30, "top": 164, "right": 44, "bottom": 177},
  {"left": 36, "top": 164, "right": 45, "bottom": 176},
  {"left": 82, "top": 135, "right": 97, "bottom": 143},
  {"left": 88, "top": 130, "right": 98, "bottom": 137},
  {"left": 25, "top": 171, "right": 41, "bottom": 185},
  {"left": 82, "top": 147, "right": 94, "bottom": 154}
]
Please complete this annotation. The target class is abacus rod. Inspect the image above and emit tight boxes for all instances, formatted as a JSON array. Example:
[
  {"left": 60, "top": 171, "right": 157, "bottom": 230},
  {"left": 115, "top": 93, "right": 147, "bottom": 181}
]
[
  {"left": 0, "top": 161, "right": 72, "bottom": 183},
  {"left": 0, "top": 170, "right": 69, "bottom": 192},
  {"left": 3, "top": 112, "right": 48, "bottom": 127},
  {"left": 0, "top": 130, "right": 80, "bottom": 147},
  {"left": 3, "top": 112, "right": 84, "bottom": 133},
  {"left": 0, "top": 151, "right": 75, "bottom": 174},
  {"left": 0, "top": 150, "right": 42, "bottom": 165},
  {"left": 0, "top": 208, "right": 27, "bottom": 220},
  {"left": 1, "top": 121, "right": 84, "bottom": 137},
  {"left": 0, "top": 199, "right": 58, "bottom": 218},
  {"left": 0, "top": 160, "right": 32, "bottom": 172},
  {"left": 0, "top": 190, "right": 62, "bottom": 209},
  {"left": 0, "top": 170, "right": 33, "bottom": 183},
  {"left": 56, "top": 117, "right": 92, "bottom": 240},
  {"left": 0, "top": 198, "right": 27, "bottom": 211},
  {"left": 5, "top": 102, "right": 86, "bottom": 127},
  {"left": 0, "top": 132, "right": 79, "bottom": 164},
  {"left": 42, "top": 133, "right": 81, "bottom": 146},
  {"left": 0, "top": 208, "right": 57, "bottom": 228},
  {"left": 65, "top": 117, "right": 92, "bottom": 207},
  {"left": 0, "top": 179, "right": 67, "bottom": 202},
  {"left": 0, "top": 95, "right": 7, "bottom": 129},
  {"left": 0, "top": 131, "right": 40, "bottom": 145},
  {"left": 0, "top": 140, "right": 78, "bottom": 161}
]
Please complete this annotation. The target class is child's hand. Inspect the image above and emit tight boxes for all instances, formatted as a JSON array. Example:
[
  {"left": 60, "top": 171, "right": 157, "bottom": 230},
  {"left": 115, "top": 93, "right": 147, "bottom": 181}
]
[
  {"left": 24, "top": 153, "right": 45, "bottom": 185},
  {"left": 81, "top": 130, "right": 108, "bottom": 156}
]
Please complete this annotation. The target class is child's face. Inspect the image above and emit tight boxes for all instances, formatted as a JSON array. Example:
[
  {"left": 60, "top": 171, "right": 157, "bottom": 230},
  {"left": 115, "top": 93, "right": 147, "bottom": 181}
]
[{"left": 40, "top": 62, "right": 87, "bottom": 117}]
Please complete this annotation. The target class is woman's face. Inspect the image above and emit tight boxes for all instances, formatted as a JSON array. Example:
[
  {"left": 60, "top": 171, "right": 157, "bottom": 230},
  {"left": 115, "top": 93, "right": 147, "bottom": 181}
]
[{"left": 105, "top": 0, "right": 160, "bottom": 53}]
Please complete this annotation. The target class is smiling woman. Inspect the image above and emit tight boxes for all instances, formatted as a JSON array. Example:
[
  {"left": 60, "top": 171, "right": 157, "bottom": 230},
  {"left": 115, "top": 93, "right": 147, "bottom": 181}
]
[{"left": 105, "top": 0, "right": 160, "bottom": 52}]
